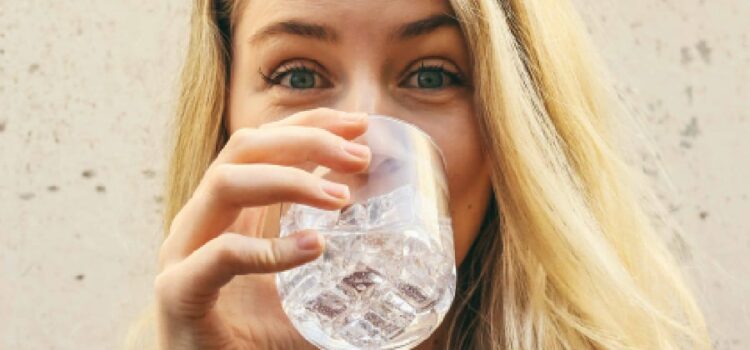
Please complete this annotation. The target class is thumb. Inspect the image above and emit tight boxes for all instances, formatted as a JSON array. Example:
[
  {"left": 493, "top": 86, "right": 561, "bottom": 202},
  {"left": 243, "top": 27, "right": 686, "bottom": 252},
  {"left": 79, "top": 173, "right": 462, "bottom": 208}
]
[{"left": 158, "top": 231, "right": 324, "bottom": 310}]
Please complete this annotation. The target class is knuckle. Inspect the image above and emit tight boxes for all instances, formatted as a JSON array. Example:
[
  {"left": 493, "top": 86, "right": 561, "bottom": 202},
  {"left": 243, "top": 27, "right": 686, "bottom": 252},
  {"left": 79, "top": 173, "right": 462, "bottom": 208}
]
[
  {"left": 212, "top": 233, "right": 253, "bottom": 275},
  {"left": 255, "top": 241, "right": 279, "bottom": 269},
  {"left": 153, "top": 270, "right": 177, "bottom": 303},
  {"left": 279, "top": 167, "right": 315, "bottom": 193},
  {"left": 207, "top": 163, "right": 235, "bottom": 195},
  {"left": 227, "top": 127, "right": 258, "bottom": 149},
  {"left": 273, "top": 166, "right": 313, "bottom": 199},
  {"left": 305, "top": 127, "right": 343, "bottom": 150},
  {"left": 212, "top": 234, "right": 239, "bottom": 266},
  {"left": 310, "top": 125, "right": 338, "bottom": 140},
  {"left": 270, "top": 239, "right": 286, "bottom": 267},
  {"left": 214, "top": 234, "right": 280, "bottom": 271}
]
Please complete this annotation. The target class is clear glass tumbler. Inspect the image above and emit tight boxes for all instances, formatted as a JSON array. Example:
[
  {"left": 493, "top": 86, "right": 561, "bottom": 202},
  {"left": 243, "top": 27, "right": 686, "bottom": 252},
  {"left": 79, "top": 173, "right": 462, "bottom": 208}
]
[{"left": 276, "top": 115, "right": 456, "bottom": 349}]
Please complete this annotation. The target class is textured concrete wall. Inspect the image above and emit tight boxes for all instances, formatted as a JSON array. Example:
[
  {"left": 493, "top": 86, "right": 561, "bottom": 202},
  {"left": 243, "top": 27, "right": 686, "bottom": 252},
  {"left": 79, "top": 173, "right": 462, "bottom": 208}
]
[
  {"left": 576, "top": 1, "right": 750, "bottom": 348},
  {"left": 1, "top": 1, "right": 747, "bottom": 349}
]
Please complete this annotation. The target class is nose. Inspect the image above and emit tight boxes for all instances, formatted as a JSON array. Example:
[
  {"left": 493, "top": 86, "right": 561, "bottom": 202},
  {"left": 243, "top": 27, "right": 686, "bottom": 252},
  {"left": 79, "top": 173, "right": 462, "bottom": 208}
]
[
  {"left": 333, "top": 67, "right": 396, "bottom": 116},
  {"left": 330, "top": 67, "right": 410, "bottom": 183}
]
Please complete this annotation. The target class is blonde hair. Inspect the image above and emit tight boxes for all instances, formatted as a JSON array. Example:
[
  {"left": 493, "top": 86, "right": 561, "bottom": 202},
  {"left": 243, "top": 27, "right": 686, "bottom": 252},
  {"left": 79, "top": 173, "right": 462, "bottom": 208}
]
[{"left": 128, "top": 0, "right": 712, "bottom": 349}]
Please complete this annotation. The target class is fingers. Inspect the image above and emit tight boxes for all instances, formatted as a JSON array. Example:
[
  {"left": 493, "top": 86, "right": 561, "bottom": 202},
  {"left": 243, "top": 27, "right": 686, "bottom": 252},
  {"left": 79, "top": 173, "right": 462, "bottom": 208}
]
[
  {"left": 161, "top": 164, "right": 348, "bottom": 264},
  {"left": 155, "top": 231, "right": 324, "bottom": 318},
  {"left": 160, "top": 108, "right": 368, "bottom": 266},
  {"left": 216, "top": 125, "right": 371, "bottom": 174},
  {"left": 260, "top": 107, "right": 368, "bottom": 140},
  {"left": 203, "top": 164, "right": 350, "bottom": 210}
]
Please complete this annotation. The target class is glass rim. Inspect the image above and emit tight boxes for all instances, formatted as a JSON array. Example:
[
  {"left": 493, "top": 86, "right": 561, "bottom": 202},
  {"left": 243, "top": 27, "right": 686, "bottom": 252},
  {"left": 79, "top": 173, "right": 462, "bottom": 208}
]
[{"left": 365, "top": 114, "right": 449, "bottom": 170}]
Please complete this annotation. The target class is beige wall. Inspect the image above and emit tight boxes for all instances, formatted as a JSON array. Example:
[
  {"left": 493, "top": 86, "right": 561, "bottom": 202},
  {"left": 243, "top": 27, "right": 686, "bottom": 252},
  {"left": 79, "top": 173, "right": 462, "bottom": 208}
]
[{"left": 1, "top": 1, "right": 747, "bottom": 349}]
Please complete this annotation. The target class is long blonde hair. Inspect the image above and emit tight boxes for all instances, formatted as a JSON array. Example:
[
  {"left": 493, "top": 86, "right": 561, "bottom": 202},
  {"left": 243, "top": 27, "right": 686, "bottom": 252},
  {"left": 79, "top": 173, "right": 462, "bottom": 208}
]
[{"left": 130, "top": 0, "right": 712, "bottom": 349}]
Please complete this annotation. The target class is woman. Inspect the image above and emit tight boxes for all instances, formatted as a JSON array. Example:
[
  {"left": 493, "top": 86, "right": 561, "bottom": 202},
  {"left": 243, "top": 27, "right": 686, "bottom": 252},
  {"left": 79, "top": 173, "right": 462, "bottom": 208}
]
[{"left": 140, "top": 0, "right": 712, "bottom": 349}]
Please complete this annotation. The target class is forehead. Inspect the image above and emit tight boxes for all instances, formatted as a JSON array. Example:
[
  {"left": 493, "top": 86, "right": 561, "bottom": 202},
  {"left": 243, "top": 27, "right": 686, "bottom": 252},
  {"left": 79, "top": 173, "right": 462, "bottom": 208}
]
[{"left": 236, "top": 0, "right": 456, "bottom": 40}]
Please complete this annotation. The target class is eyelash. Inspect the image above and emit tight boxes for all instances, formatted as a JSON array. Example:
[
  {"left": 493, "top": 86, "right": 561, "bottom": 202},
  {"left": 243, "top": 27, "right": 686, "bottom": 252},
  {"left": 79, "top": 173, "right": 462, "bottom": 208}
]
[
  {"left": 259, "top": 60, "right": 467, "bottom": 89},
  {"left": 259, "top": 61, "right": 327, "bottom": 87},
  {"left": 406, "top": 61, "right": 466, "bottom": 87}
]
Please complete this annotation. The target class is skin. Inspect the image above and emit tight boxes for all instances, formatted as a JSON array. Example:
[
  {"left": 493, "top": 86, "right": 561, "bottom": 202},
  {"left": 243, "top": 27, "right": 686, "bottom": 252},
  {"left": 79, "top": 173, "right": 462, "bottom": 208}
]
[{"left": 155, "top": 0, "right": 492, "bottom": 349}]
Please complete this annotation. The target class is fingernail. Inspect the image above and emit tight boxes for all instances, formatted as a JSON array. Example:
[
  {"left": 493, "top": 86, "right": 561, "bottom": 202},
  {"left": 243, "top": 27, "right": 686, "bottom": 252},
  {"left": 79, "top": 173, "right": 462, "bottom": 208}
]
[
  {"left": 296, "top": 231, "right": 322, "bottom": 250},
  {"left": 341, "top": 141, "right": 370, "bottom": 160},
  {"left": 342, "top": 112, "right": 367, "bottom": 123},
  {"left": 320, "top": 180, "right": 349, "bottom": 200}
]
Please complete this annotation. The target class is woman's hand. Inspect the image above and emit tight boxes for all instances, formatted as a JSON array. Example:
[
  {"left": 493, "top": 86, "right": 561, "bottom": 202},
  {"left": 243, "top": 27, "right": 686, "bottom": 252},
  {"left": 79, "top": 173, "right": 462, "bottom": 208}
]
[{"left": 154, "top": 108, "right": 370, "bottom": 350}]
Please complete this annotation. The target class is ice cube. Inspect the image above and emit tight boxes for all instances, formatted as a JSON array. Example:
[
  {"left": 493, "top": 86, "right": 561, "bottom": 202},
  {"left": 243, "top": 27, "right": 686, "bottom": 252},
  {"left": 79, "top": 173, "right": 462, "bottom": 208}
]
[
  {"left": 336, "top": 203, "right": 367, "bottom": 228},
  {"left": 288, "top": 204, "right": 340, "bottom": 231},
  {"left": 367, "top": 185, "right": 416, "bottom": 229},
  {"left": 370, "top": 291, "right": 417, "bottom": 339},
  {"left": 305, "top": 291, "right": 348, "bottom": 321},
  {"left": 339, "top": 264, "right": 384, "bottom": 297},
  {"left": 337, "top": 316, "right": 381, "bottom": 348}
]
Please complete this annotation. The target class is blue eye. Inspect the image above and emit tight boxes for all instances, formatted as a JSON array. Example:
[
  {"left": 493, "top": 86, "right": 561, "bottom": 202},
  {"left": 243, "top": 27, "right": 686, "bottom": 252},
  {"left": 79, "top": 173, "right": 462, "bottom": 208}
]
[
  {"left": 402, "top": 64, "right": 465, "bottom": 90},
  {"left": 285, "top": 68, "right": 316, "bottom": 89},
  {"left": 261, "top": 63, "right": 330, "bottom": 90},
  {"left": 417, "top": 70, "right": 444, "bottom": 89}
]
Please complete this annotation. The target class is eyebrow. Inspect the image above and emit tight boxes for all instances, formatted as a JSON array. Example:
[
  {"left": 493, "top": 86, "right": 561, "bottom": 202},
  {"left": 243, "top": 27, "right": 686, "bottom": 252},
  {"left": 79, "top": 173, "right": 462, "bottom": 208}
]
[
  {"left": 395, "top": 13, "right": 460, "bottom": 40},
  {"left": 249, "top": 13, "right": 459, "bottom": 45},
  {"left": 250, "top": 20, "right": 337, "bottom": 44}
]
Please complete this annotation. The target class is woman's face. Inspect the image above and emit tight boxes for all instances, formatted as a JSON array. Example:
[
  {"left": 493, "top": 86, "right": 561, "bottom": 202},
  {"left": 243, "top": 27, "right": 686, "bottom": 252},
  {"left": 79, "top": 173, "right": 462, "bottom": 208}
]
[{"left": 227, "top": 0, "right": 491, "bottom": 265}]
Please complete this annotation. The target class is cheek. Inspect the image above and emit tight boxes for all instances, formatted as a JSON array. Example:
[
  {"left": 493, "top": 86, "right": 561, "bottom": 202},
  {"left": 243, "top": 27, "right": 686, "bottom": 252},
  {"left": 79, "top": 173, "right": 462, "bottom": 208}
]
[
  {"left": 227, "top": 56, "right": 288, "bottom": 132},
  {"left": 226, "top": 82, "right": 285, "bottom": 132},
  {"left": 432, "top": 115, "right": 492, "bottom": 265},
  {"left": 449, "top": 168, "right": 491, "bottom": 265}
]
